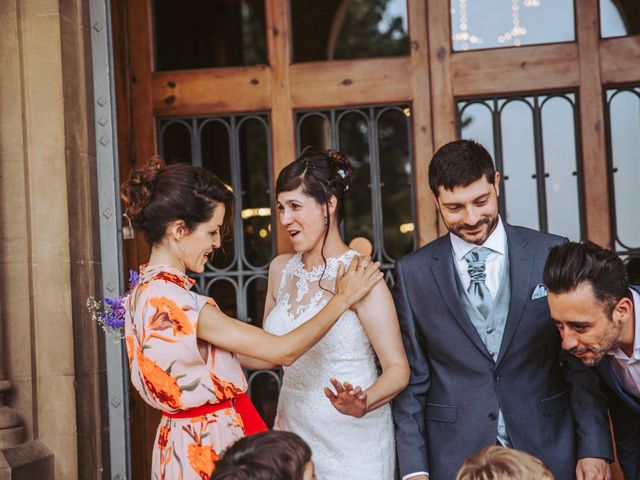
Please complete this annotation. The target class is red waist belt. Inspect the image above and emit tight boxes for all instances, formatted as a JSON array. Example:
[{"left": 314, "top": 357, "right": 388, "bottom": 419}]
[{"left": 163, "top": 393, "right": 267, "bottom": 435}]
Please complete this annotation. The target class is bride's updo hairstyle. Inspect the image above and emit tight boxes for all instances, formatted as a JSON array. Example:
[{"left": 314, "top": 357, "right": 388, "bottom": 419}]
[
  {"left": 275, "top": 146, "right": 353, "bottom": 225},
  {"left": 120, "top": 157, "right": 234, "bottom": 245},
  {"left": 276, "top": 146, "right": 354, "bottom": 291}
]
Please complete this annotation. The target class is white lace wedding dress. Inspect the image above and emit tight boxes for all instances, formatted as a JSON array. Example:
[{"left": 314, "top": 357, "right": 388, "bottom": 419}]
[{"left": 263, "top": 250, "right": 395, "bottom": 480}]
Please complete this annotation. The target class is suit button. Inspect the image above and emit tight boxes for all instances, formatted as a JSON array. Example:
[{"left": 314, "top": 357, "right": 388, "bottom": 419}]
[
  {"left": 494, "top": 373, "right": 501, "bottom": 381},
  {"left": 488, "top": 412, "right": 497, "bottom": 421}
]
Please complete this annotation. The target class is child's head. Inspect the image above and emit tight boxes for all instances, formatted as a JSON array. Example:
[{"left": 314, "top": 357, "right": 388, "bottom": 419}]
[
  {"left": 456, "top": 445, "right": 554, "bottom": 480},
  {"left": 211, "top": 430, "right": 314, "bottom": 480}
]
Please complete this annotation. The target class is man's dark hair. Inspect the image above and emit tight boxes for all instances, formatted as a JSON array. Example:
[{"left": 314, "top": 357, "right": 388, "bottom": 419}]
[
  {"left": 543, "top": 241, "right": 631, "bottom": 317},
  {"left": 211, "top": 431, "right": 311, "bottom": 480},
  {"left": 428, "top": 139, "right": 496, "bottom": 196}
]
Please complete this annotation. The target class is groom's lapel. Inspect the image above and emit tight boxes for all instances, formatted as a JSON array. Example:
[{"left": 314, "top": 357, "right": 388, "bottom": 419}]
[
  {"left": 496, "top": 224, "right": 534, "bottom": 366},
  {"left": 429, "top": 235, "right": 492, "bottom": 359}
]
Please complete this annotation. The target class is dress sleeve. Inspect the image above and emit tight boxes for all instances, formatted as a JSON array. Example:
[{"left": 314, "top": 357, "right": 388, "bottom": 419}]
[{"left": 129, "top": 281, "right": 219, "bottom": 412}]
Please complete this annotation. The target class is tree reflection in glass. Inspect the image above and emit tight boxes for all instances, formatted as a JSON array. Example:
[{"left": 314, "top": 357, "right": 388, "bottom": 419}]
[{"left": 291, "top": 0, "right": 408, "bottom": 62}]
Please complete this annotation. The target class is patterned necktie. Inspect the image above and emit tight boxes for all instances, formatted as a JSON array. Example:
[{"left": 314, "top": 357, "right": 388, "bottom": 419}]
[{"left": 464, "top": 247, "right": 493, "bottom": 319}]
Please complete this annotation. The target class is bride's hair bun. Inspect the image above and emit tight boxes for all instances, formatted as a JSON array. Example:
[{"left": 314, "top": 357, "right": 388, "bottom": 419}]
[
  {"left": 120, "top": 156, "right": 165, "bottom": 226},
  {"left": 326, "top": 148, "right": 353, "bottom": 193}
]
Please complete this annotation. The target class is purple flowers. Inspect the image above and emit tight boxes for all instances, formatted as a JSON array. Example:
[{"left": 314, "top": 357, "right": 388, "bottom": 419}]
[{"left": 87, "top": 269, "right": 140, "bottom": 342}]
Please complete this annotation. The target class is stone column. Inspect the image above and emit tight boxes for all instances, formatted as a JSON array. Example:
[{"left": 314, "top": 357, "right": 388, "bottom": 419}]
[
  {"left": 0, "top": 305, "right": 53, "bottom": 480},
  {"left": 0, "top": 307, "right": 24, "bottom": 449}
]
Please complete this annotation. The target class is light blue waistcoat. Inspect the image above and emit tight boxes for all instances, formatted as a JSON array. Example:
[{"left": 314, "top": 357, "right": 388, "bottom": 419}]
[{"left": 453, "top": 249, "right": 512, "bottom": 446}]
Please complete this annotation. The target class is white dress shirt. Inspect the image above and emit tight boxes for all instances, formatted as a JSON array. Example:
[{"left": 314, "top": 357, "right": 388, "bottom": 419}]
[
  {"left": 606, "top": 288, "right": 640, "bottom": 399},
  {"left": 450, "top": 216, "right": 507, "bottom": 298},
  {"left": 402, "top": 218, "right": 507, "bottom": 480}
]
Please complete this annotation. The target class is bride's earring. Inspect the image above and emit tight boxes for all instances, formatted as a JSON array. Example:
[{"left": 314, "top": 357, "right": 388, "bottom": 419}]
[{"left": 324, "top": 217, "right": 329, "bottom": 226}]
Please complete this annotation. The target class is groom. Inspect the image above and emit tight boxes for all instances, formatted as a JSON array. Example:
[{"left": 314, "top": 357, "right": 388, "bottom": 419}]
[{"left": 392, "top": 140, "right": 613, "bottom": 480}]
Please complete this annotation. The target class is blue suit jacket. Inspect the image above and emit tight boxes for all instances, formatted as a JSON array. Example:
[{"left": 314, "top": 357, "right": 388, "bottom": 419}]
[
  {"left": 392, "top": 224, "right": 613, "bottom": 480},
  {"left": 596, "top": 285, "right": 640, "bottom": 480}
]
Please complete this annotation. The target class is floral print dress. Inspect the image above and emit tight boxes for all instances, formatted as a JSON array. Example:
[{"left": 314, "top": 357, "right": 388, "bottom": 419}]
[{"left": 125, "top": 264, "right": 248, "bottom": 480}]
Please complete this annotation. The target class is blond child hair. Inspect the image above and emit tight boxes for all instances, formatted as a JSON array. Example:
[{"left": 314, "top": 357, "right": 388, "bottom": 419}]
[{"left": 456, "top": 445, "right": 555, "bottom": 480}]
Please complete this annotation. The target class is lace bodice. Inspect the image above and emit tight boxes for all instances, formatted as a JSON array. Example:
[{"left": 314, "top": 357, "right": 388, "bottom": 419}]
[
  {"left": 264, "top": 250, "right": 378, "bottom": 387},
  {"left": 263, "top": 251, "right": 395, "bottom": 479}
]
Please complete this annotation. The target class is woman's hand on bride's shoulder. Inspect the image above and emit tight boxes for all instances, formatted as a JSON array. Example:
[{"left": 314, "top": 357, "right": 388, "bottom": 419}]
[
  {"left": 334, "top": 255, "right": 383, "bottom": 307},
  {"left": 323, "top": 377, "right": 367, "bottom": 418}
]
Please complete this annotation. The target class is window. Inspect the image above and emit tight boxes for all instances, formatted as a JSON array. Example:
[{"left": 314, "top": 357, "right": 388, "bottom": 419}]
[
  {"left": 604, "top": 86, "right": 640, "bottom": 258},
  {"left": 450, "top": 0, "right": 574, "bottom": 51},
  {"left": 296, "top": 104, "right": 416, "bottom": 281},
  {"left": 458, "top": 92, "right": 584, "bottom": 240}
]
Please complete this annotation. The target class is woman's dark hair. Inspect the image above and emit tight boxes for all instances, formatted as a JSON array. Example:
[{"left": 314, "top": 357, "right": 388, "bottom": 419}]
[
  {"left": 120, "top": 157, "right": 235, "bottom": 245},
  {"left": 543, "top": 241, "right": 631, "bottom": 317},
  {"left": 276, "top": 146, "right": 353, "bottom": 222},
  {"left": 211, "top": 431, "right": 312, "bottom": 480},
  {"left": 276, "top": 146, "right": 354, "bottom": 292},
  {"left": 429, "top": 139, "right": 496, "bottom": 196}
]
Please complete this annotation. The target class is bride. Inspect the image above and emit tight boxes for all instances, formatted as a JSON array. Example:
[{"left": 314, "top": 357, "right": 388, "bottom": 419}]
[{"left": 241, "top": 147, "right": 409, "bottom": 479}]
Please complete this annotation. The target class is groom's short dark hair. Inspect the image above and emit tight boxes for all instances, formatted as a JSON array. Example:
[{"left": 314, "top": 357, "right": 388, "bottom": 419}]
[{"left": 429, "top": 139, "right": 496, "bottom": 196}]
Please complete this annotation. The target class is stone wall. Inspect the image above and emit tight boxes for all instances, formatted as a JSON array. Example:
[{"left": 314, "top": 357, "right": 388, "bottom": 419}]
[{"left": 0, "top": 0, "right": 106, "bottom": 478}]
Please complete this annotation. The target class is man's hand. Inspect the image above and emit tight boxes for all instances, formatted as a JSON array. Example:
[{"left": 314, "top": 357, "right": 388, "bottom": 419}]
[{"left": 576, "top": 458, "right": 611, "bottom": 480}]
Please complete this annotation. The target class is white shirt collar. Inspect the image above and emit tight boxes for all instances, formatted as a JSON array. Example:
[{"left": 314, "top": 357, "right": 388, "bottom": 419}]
[
  {"left": 607, "top": 288, "right": 640, "bottom": 361},
  {"left": 450, "top": 216, "right": 507, "bottom": 261}
]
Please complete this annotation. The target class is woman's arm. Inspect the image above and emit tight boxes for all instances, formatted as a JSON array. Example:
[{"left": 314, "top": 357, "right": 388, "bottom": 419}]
[
  {"left": 236, "top": 254, "right": 292, "bottom": 370},
  {"left": 197, "top": 257, "right": 383, "bottom": 366},
  {"left": 325, "top": 279, "right": 410, "bottom": 417}
]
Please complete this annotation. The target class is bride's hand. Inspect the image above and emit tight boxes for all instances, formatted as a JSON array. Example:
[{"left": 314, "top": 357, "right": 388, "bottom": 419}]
[
  {"left": 323, "top": 378, "right": 367, "bottom": 418},
  {"left": 334, "top": 256, "right": 383, "bottom": 307}
]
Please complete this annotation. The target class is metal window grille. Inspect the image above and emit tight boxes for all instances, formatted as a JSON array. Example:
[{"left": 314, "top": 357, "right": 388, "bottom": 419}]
[
  {"left": 295, "top": 104, "right": 417, "bottom": 284},
  {"left": 457, "top": 92, "right": 585, "bottom": 241},
  {"left": 604, "top": 85, "right": 640, "bottom": 262},
  {"left": 157, "top": 113, "right": 281, "bottom": 423}
]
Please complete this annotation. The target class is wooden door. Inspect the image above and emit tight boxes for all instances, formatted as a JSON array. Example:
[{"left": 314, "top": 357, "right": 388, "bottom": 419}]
[{"left": 111, "top": 1, "right": 639, "bottom": 478}]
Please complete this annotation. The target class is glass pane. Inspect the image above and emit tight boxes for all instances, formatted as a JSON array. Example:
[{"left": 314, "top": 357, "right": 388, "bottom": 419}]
[
  {"left": 291, "top": 0, "right": 409, "bottom": 62},
  {"left": 609, "top": 90, "right": 640, "bottom": 250},
  {"left": 245, "top": 277, "right": 268, "bottom": 327},
  {"left": 460, "top": 102, "right": 496, "bottom": 159},
  {"left": 500, "top": 99, "right": 539, "bottom": 230},
  {"left": 377, "top": 108, "right": 413, "bottom": 260},
  {"left": 160, "top": 121, "right": 192, "bottom": 164},
  {"left": 154, "top": 0, "right": 267, "bottom": 71},
  {"left": 541, "top": 95, "right": 581, "bottom": 241},
  {"left": 200, "top": 119, "right": 235, "bottom": 269},
  {"left": 207, "top": 278, "right": 238, "bottom": 318},
  {"left": 239, "top": 118, "right": 273, "bottom": 268},
  {"left": 298, "top": 114, "right": 331, "bottom": 150},
  {"left": 600, "top": 0, "right": 639, "bottom": 38},
  {"left": 338, "top": 111, "right": 373, "bottom": 244},
  {"left": 451, "top": 0, "right": 574, "bottom": 51},
  {"left": 248, "top": 371, "right": 280, "bottom": 428}
]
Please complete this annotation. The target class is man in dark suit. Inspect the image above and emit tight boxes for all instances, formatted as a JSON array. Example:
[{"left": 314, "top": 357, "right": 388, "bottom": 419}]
[
  {"left": 545, "top": 241, "right": 640, "bottom": 479},
  {"left": 392, "top": 140, "right": 613, "bottom": 480}
]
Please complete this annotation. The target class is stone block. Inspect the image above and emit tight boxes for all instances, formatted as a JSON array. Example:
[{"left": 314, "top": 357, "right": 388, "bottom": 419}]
[{"left": 0, "top": 440, "right": 54, "bottom": 480}]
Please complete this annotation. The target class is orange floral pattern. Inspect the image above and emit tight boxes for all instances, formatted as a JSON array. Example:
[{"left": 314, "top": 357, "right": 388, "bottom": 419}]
[
  {"left": 188, "top": 443, "right": 218, "bottom": 480},
  {"left": 125, "top": 264, "right": 247, "bottom": 479},
  {"left": 137, "top": 347, "right": 184, "bottom": 410}
]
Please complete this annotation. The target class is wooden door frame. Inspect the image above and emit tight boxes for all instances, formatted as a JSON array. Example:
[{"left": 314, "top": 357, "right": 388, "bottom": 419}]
[{"left": 111, "top": 1, "right": 640, "bottom": 477}]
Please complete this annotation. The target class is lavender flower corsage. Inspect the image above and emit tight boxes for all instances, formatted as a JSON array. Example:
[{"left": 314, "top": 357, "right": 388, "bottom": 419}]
[{"left": 87, "top": 269, "right": 140, "bottom": 342}]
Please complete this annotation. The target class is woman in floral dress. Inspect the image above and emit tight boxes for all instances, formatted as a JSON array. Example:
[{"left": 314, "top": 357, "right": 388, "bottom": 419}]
[{"left": 120, "top": 157, "right": 382, "bottom": 480}]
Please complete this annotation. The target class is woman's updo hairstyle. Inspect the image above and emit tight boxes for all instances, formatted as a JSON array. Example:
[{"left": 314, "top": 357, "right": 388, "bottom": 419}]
[
  {"left": 275, "top": 146, "right": 353, "bottom": 223},
  {"left": 120, "top": 157, "right": 235, "bottom": 245}
]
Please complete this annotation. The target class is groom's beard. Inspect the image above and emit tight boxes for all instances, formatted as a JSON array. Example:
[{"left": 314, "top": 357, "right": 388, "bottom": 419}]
[{"left": 443, "top": 213, "right": 499, "bottom": 245}]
